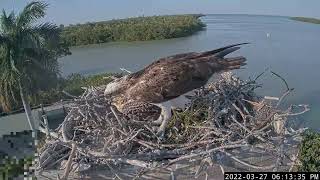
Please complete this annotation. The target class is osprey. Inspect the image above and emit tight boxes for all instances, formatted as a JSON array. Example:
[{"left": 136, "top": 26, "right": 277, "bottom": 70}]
[{"left": 104, "top": 43, "right": 248, "bottom": 137}]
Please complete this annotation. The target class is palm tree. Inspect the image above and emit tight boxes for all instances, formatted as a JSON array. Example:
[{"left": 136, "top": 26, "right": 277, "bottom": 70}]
[{"left": 0, "top": 1, "right": 63, "bottom": 131}]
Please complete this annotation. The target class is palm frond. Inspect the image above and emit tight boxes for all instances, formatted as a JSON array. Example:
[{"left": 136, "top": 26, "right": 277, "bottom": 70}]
[
  {"left": 0, "top": 1, "right": 69, "bottom": 108},
  {"left": 19, "top": 48, "right": 60, "bottom": 93},
  {"left": 24, "top": 47, "right": 60, "bottom": 74},
  {"left": 20, "top": 28, "right": 43, "bottom": 49},
  {"left": 34, "top": 22, "right": 60, "bottom": 38},
  {"left": 33, "top": 22, "right": 60, "bottom": 46},
  {"left": 16, "top": 1, "right": 48, "bottom": 28},
  {"left": 0, "top": 34, "right": 10, "bottom": 45},
  {"left": 0, "top": 10, "right": 16, "bottom": 33},
  {"left": 0, "top": 53, "right": 20, "bottom": 105},
  {"left": 19, "top": 23, "right": 60, "bottom": 50}
]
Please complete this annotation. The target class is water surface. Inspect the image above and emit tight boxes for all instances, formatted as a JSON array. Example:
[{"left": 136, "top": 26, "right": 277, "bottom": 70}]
[{"left": 60, "top": 14, "right": 320, "bottom": 129}]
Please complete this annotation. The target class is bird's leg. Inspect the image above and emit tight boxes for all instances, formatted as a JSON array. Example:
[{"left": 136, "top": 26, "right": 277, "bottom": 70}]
[
  {"left": 150, "top": 102, "right": 172, "bottom": 139},
  {"left": 157, "top": 108, "right": 172, "bottom": 140},
  {"left": 152, "top": 114, "right": 164, "bottom": 125},
  {"left": 170, "top": 94, "right": 193, "bottom": 110}
]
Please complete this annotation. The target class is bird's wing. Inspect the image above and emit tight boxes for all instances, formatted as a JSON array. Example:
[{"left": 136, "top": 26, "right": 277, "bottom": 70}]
[
  {"left": 124, "top": 60, "right": 198, "bottom": 103},
  {"left": 127, "top": 43, "right": 248, "bottom": 80},
  {"left": 124, "top": 43, "right": 248, "bottom": 103},
  {"left": 127, "top": 52, "right": 199, "bottom": 80},
  {"left": 121, "top": 101, "right": 161, "bottom": 121}
]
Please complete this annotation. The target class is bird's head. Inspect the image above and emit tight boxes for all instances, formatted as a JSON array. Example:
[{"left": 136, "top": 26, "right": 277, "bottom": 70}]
[{"left": 104, "top": 75, "right": 128, "bottom": 96}]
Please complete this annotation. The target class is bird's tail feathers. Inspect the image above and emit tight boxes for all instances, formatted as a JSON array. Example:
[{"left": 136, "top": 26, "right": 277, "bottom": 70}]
[
  {"left": 219, "top": 56, "right": 247, "bottom": 70},
  {"left": 199, "top": 43, "right": 249, "bottom": 58},
  {"left": 214, "top": 47, "right": 240, "bottom": 58}
]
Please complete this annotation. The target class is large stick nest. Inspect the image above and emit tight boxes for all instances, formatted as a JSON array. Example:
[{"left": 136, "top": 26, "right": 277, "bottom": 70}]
[{"left": 36, "top": 72, "right": 309, "bottom": 179}]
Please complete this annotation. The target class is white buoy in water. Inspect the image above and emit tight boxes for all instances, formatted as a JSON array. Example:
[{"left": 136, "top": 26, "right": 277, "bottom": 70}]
[{"left": 266, "top": 33, "right": 270, "bottom": 38}]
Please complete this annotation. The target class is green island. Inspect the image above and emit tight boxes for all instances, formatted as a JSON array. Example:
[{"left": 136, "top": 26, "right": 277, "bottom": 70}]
[
  {"left": 61, "top": 14, "right": 206, "bottom": 46},
  {"left": 290, "top": 17, "right": 320, "bottom": 24}
]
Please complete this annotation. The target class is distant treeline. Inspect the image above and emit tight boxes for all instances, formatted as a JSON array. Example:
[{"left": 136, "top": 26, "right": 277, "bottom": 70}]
[
  {"left": 61, "top": 14, "right": 206, "bottom": 46},
  {"left": 290, "top": 17, "right": 320, "bottom": 24}
]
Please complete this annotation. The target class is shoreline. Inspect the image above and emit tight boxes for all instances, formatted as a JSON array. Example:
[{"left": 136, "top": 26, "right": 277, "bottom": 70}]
[{"left": 290, "top": 16, "right": 320, "bottom": 24}]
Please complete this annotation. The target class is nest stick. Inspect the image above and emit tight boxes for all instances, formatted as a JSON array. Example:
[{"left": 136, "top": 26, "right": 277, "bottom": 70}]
[{"left": 60, "top": 142, "right": 77, "bottom": 180}]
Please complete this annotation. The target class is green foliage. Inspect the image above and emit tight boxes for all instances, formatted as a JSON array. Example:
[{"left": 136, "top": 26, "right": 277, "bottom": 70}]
[
  {"left": 298, "top": 131, "right": 320, "bottom": 171},
  {"left": 29, "top": 72, "right": 116, "bottom": 107},
  {"left": 0, "top": 156, "right": 34, "bottom": 179},
  {"left": 61, "top": 72, "right": 115, "bottom": 96},
  {"left": 62, "top": 14, "right": 206, "bottom": 46},
  {"left": 61, "top": 74, "right": 87, "bottom": 96},
  {"left": 0, "top": 1, "right": 70, "bottom": 112},
  {"left": 0, "top": 72, "right": 117, "bottom": 116},
  {"left": 291, "top": 17, "right": 320, "bottom": 24}
]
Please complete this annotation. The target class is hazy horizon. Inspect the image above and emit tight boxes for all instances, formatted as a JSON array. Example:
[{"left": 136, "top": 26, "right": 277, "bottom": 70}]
[{"left": 1, "top": 0, "right": 320, "bottom": 25}]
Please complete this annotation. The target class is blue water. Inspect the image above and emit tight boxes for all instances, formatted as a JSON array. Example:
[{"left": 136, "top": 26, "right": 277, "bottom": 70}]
[{"left": 59, "top": 14, "right": 320, "bottom": 129}]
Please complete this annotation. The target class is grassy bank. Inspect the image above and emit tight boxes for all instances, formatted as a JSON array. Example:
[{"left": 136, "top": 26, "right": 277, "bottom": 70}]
[
  {"left": 290, "top": 17, "right": 320, "bottom": 24},
  {"left": 0, "top": 73, "right": 118, "bottom": 116},
  {"left": 32, "top": 73, "right": 116, "bottom": 105},
  {"left": 61, "top": 14, "right": 206, "bottom": 46}
]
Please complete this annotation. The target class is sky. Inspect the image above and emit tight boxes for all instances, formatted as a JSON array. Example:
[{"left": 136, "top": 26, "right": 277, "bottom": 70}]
[{"left": 0, "top": 0, "right": 319, "bottom": 25}]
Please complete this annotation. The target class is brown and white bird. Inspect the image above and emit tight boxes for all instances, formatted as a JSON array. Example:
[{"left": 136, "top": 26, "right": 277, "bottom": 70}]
[{"left": 104, "top": 43, "right": 248, "bottom": 136}]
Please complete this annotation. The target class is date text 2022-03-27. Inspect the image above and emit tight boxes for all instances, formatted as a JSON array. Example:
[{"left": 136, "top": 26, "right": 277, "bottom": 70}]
[{"left": 224, "top": 172, "right": 320, "bottom": 180}]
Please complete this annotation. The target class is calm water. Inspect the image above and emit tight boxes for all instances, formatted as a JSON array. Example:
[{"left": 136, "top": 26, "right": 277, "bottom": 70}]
[{"left": 59, "top": 14, "right": 320, "bottom": 129}]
